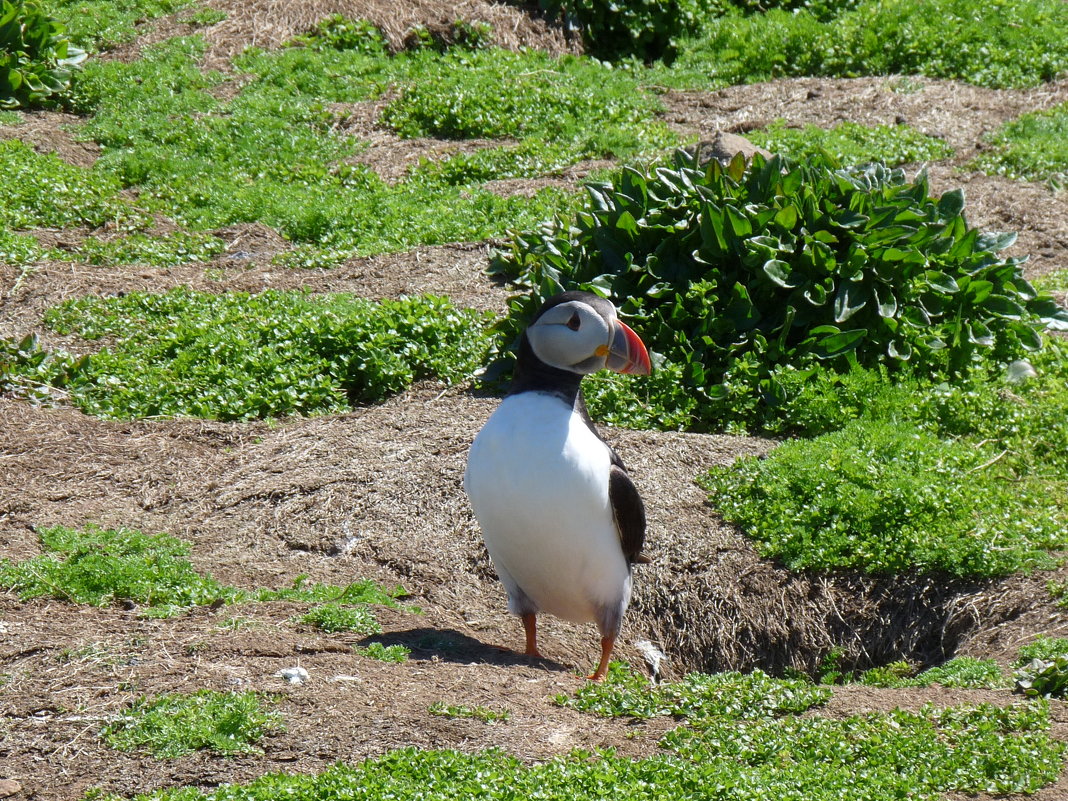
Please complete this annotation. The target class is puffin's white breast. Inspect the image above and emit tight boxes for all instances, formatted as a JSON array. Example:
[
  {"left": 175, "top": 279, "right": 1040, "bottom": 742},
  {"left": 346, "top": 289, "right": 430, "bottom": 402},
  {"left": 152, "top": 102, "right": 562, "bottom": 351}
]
[{"left": 464, "top": 392, "right": 630, "bottom": 625}]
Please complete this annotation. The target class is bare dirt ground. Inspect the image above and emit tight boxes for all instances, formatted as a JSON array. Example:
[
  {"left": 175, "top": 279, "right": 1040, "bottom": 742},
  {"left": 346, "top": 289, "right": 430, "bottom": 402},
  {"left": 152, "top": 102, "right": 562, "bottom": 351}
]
[{"left": 2, "top": 3, "right": 1068, "bottom": 800}]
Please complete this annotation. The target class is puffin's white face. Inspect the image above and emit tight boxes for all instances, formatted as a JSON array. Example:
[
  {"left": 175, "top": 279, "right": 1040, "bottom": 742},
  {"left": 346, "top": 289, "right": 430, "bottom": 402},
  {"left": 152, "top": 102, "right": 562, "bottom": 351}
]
[{"left": 526, "top": 299, "right": 651, "bottom": 376}]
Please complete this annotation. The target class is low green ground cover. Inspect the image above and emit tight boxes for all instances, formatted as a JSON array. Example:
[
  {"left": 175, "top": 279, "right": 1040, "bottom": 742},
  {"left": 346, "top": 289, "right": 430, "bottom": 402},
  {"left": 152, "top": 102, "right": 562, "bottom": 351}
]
[
  {"left": 971, "top": 101, "right": 1068, "bottom": 186},
  {"left": 0, "top": 524, "right": 406, "bottom": 618},
  {"left": 101, "top": 689, "right": 282, "bottom": 758},
  {"left": 428, "top": 702, "right": 510, "bottom": 723},
  {"left": 748, "top": 120, "right": 953, "bottom": 166},
  {"left": 93, "top": 665, "right": 1065, "bottom": 800},
  {"left": 43, "top": 289, "right": 492, "bottom": 420}
]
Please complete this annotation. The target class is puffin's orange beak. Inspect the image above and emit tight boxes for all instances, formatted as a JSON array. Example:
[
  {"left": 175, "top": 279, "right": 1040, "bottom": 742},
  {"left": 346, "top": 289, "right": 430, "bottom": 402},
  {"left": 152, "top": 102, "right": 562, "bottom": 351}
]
[{"left": 603, "top": 319, "right": 651, "bottom": 376}]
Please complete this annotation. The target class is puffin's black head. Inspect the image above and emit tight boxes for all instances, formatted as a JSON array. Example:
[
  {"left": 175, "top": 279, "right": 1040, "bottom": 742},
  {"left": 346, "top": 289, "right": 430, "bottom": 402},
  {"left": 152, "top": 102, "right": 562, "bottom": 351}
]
[{"left": 523, "top": 291, "right": 651, "bottom": 376}]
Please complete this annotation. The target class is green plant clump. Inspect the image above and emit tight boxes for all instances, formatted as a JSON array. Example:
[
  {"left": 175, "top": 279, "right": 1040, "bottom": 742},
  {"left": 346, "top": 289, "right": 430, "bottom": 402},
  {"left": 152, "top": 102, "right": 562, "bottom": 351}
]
[
  {"left": 749, "top": 119, "right": 954, "bottom": 167},
  {"left": 859, "top": 657, "right": 1007, "bottom": 689},
  {"left": 44, "top": 288, "right": 492, "bottom": 420},
  {"left": 492, "top": 150, "right": 1068, "bottom": 431},
  {"left": 0, "top": 332, "right": 87, "bottom": 404},
  {"left": 298, "top": 602, "right": 382, "bottom": 635},
  {"left": 428, "top": 702, "right": 510, "bottom": 723},
  {"left": 0, "top": 0, "right": 85, "bottom": 109},
  {"left": 971, "top": 101, "right": 1068, "bottom": 186},
  {"left": 0, "top": 524, "right": 237, "bottom": 612},
  {"left": 662, "top": 0, "right": 1068, "bottom": 90},
  {"left": 101, "top": 689, "right": 282, "bottom": 757},
  {"left": 556, "top": 662, "right": 830, "bottom": 721},
  {"left": 355, "top": 642, "right": 410, "bottom": 663},
  {"left": 701, "top": 418, "right": 1067, "bottom": 577}
]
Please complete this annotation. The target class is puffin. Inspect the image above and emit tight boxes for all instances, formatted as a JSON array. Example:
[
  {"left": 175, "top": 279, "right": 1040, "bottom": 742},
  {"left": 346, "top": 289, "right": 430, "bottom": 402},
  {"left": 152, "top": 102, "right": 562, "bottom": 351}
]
[{"left": 464, "top": 291, "right": 652, "bottom": 681}]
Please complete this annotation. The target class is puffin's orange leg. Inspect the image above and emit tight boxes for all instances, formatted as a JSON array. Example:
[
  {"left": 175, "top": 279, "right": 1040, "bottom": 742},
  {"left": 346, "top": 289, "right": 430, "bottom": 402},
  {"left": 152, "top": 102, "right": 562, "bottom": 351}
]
[
  {"left": 521, "top": 613, "right": 543, "bottom": 658},
  {"left": 588, "top": 635, "right": 615, "bottom": 682}
]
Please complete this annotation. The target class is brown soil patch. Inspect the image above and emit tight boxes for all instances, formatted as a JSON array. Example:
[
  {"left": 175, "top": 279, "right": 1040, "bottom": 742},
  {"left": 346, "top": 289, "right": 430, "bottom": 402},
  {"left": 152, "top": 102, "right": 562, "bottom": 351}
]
[{"left": 3, "top": 6, "right": 1068, "bottom": 801}]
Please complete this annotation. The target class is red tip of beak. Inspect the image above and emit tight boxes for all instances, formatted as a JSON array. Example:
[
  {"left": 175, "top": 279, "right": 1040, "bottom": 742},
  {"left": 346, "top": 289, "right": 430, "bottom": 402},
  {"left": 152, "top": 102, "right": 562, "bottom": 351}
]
[{"left": 607, "top": 320, "right": 651, "bottom": 376}]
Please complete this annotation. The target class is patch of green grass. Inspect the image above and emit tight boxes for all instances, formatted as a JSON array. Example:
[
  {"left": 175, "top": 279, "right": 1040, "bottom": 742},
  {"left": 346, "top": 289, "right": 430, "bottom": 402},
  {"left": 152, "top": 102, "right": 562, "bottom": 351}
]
[
  {"left": 660, "top": 0, "right": 1068, "bottom": 90},
  {"left": 355, "top": 642, "right": 410, "bottom": 663},
  {"left": 0, "top": 110, "right": 21, "bottom": 124},
  {"left": 95, "top": 699, "right": 1064, "bottom": 800},
  {"left": 44, "top": 288, "right": 493, "bottom": 420},
  {"left": 971, "top": 101, "right": 1068, "bottom": 185},
  {"left": 253, "top": 576, "right": 407, "bottom": 607},
  {"left": 100, "top": 689, "right": 282, "bottom": 758},
  {"left": 701, "top": 418, "right": 1067, "bottom": 578},
  {"left": 297, "top": 603, "right": 382, "bottom": 635},
  {"left": 557, "top": 662, "right": 830, "bottom": 721},
  {"left": 428, "top": 702, "right": 509, "bottom": 723},
  {"left": 749, "top": 119, "right": 953, "bottom": 166},
  {"left": 0, "top": 524, "right": 236, "bottom": 613}
]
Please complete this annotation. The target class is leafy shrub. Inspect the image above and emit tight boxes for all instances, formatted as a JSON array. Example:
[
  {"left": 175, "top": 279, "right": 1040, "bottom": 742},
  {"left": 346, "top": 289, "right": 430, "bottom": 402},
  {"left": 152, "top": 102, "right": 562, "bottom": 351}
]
[
  {"left": 298, "top": 603, "right": 382, "bottom": 635},
  {"left": 663, "top": 0, "right": 1068, "bottom": 90},
  {"left": 44, "top": 289, "right": 492, "bottom": 420},
  {"left": 101, "top": 690, "right": 282, "bottom": 757},
  {"left": 749, "top": 119, "right": 954, "bottom": 166},
  {"left": 0, "top": 524, "right": 237, "bottom": 611},
  {"left": 971, "top": 101, "right": 1068, "bottom": 186},
  {"left": 491, "top": 151, "right": 1068, "bottom": 430},
  {"left": 0, "top": 333, "right": 87, "bottom": 404},
  {"left": 701, "top": 419, "right": 1067, "bottom": 577},
  {"left": 0, "top": 0, "right": 85, "bottom": 109},
  {"left": 535, "top": 0, "right": 708, "bottom": 62}
]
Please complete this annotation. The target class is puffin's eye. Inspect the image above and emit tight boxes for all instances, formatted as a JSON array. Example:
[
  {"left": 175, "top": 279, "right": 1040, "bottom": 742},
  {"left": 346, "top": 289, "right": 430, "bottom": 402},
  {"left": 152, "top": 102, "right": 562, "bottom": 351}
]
[{"left": 566, "top": 313, "right": 581, "bottom": 331}]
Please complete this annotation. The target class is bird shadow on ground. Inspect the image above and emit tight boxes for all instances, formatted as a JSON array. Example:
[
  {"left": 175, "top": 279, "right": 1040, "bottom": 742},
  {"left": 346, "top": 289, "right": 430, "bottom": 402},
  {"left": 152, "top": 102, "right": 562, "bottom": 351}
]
[{"left": 359, "top": 627, "right": 574, "bottom": 674}]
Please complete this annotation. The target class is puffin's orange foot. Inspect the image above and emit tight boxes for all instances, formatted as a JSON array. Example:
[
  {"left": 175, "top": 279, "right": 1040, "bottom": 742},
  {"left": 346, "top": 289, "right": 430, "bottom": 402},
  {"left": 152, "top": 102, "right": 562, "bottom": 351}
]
[{"left": 525, "top": 647, "right": 544, "bottom": 659}]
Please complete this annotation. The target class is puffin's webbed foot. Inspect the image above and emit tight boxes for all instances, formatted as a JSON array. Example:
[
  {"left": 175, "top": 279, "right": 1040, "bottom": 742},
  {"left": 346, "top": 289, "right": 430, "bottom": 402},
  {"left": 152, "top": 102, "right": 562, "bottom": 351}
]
[{"left": 587, "top": 635, "right": 615, "bottom": 682}]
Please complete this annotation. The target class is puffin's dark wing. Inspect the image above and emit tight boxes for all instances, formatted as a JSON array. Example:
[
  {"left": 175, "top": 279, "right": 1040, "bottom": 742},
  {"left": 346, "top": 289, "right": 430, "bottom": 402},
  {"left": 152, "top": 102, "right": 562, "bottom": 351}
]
[{"left": 609, "top": 463, "right": 647, "bottom": 564}]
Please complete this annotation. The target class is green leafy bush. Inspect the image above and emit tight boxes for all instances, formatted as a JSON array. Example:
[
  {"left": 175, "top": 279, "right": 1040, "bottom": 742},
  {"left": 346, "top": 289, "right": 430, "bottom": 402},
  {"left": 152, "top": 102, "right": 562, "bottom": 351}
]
[
  {"left": 1017, "top": 637, "right": 1068, "bottom": 665},
  {"left": 535, "top": 0, "right": 707, "bottom": 62},
  {"left": 101, "top": 690, "right": 282, "bottom": 757},
  {"left": 428, "top": 702, "right": 510, "bottom": 722},
  {"left": 749, "top": 120, "right": 954, "bottom": 166},
  {"left": 663, "top": 0, "right": 1068, "bottom": 90},
  {"left": 0, "top": 0, "right": 85, "bottom": 109},
  {"left": 44, "top": 289, "right": 492, "bottom": 420},
  {"left": 42, "top": 0, "right": 193, "bottom": 52},
  {"left": 1015, "top": 657, "right": 1068, "bottom": 699},
  {"left": 0, "top": 524, "right": 237, "bottom": 611},
  {"left": 491, "top": 151, "right": 1068, "bottom": 430},
  {"left": 701, "top": 418, "right": 1067, "bottom": 577}
]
